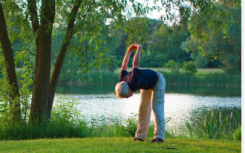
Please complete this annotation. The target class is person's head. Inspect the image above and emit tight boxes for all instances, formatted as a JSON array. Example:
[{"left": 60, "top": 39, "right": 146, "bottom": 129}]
[{"left": 115, "top": 81, "right": 133, "bottom": 99}]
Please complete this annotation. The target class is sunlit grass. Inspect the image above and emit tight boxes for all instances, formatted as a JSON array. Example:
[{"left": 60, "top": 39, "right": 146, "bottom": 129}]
[
  {"left": 0, "top": 137, "right": 241, "bottom": 153},
  {"left": 194, "top": 68, "right": 223, "bottom": 76}
]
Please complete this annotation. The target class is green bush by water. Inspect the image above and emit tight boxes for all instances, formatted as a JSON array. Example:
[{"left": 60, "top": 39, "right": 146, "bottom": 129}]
[
  {"left": 233, "top": 126, "right": 241, "bottom": 140},
  {"left": 182, "top": 61, "right": 197, "bottom": 76}
]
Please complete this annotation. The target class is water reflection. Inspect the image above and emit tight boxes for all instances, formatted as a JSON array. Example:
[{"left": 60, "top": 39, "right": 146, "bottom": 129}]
[{"left": 164, "top": 93, "right": 241, "bottom": 129}]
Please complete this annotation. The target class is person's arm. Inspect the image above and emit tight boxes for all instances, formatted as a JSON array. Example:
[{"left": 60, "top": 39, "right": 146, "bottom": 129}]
[
  {"left": 132, "top": 44, "right": 142, "bottom": 69},
  {"left": 121, "top": 44, "right": 137, "bottom": 71}
]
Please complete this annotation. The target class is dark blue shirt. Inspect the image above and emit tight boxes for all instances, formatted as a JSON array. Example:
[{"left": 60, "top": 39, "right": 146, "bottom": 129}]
[{"left": 119, "top": 68, "right": 158, "bottom": 92}]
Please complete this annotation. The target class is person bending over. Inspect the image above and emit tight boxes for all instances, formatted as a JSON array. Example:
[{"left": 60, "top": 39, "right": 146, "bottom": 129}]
[{"left": 115, "top": 43, "right": 166, "bottom": 143}]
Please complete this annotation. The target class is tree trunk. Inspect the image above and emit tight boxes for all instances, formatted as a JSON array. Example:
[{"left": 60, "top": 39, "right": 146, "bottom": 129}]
[
  {"left": 48, "top": 0, "right": 82, "bottom": 118},
  {"left": 30, "top": 0, "right": 55, "bottom": 122},
  {"left": 0, "top": 3, "right": 21, "bottom": 121}
]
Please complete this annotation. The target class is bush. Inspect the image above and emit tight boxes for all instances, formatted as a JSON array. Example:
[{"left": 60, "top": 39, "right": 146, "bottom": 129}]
[
  {"left": 164, "top": 60, "right": 181, "bottom": 73},
  {"left": 182, "top": 61, "right": 197, "bottom": 76},
  {"left": 0, "top": 95, "right": 89, "bottom": 140},
  {"left": 233, "top": 126, "right": 241, "bottom": 140},
  {"left": 125, "top": 114, "right": 137, "bottom": 136}
]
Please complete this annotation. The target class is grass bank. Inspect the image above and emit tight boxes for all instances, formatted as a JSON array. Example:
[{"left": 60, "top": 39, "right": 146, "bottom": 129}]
[
  {"left": 0, "top": 137, "right": 241, "bottom": 153},
  {"left": 0, "top": 107, "right": 240, "bottom": 141}
]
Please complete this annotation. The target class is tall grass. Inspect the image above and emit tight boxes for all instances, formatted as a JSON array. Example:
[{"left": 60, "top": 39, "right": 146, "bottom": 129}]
[
  {"left": 0, "top": 96, "right": 241, "bottom": 141},
  {"left": 0, "top": 96, "right": 174, "bottom": 140},
  {"left": 0, "top": 96, "right": 89, "bottom": 140},
  {"left": 58, "top": 69, "right": 241, "bottom": 87},
  {"left": 185, "top": 110, "right": 241, "bottom": 140},
  {"left": 59, "top": 71, "right": 119, "bottom": 86}
]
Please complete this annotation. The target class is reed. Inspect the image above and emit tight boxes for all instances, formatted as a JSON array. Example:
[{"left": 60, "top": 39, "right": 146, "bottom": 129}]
[
  {"left": 58, "top": 69, "right": 241, "bottom": 87},
  {"left": 185, "top": 110, "right": 241, "bottom": 140}
]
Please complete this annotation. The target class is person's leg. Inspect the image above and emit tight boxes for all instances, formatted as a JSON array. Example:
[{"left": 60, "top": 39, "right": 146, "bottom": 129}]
[
  {"left": 135, "top": 89, "right": 152, "bottom": 140},
  {"left": 151, "top": 73, "right": 165, "bottom": 141}
]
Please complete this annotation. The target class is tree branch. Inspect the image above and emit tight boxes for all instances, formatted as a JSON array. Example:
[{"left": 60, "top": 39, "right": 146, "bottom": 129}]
[
  {"left": 62, "top": 0, "right": 72, "bottom": 8},
  {"left": 27, "top": 0, "right": 40, "bottom": 35},
  {"left": 13, "top": 49, "right": 72, "bottom": 68},
  {"left": 0, "top": 3, "right": 21, "bottom": 119}
]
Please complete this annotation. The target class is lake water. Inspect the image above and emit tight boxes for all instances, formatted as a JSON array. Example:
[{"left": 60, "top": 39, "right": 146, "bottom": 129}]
[{"left": 55, "top": 84, "right": 241, "bottom": 130}]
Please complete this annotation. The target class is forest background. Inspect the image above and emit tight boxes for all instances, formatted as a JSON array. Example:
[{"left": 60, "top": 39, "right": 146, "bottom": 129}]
[{"left": 10, "top": 0, "right": 241, "bottom": 77}]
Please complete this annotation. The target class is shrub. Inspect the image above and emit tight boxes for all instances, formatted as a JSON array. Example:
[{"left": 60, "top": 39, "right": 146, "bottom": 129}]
[
  {"left": 164, "top": 60, "right": 181, "bottom": 73},
  {"left": 233, "top": 126, "right": 241, "bottom": 140},
  {"left": 125, "top": 114, "right": 138, "bottom": 136},
  {"left": 182, "top": 61, "right": 197, "bottom": 76}
]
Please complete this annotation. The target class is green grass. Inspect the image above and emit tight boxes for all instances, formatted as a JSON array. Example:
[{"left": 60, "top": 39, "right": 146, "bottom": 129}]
[
  {"left": 185, "top": 110, "right": 241, "bottom": 140},
  {"left": 194, "top": 68, "right": 223, "bottom": 77},
  {"left": 0, "top": 137, "right": 241, "bottom": 153}
]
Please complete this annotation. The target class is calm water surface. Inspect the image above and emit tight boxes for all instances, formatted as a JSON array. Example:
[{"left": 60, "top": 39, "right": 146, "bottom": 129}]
[{"left": 55, "top": 84, "right": 241, "bottom": 130}]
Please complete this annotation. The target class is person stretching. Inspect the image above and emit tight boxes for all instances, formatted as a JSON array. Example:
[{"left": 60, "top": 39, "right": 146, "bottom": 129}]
[{"left": 115, "top": 43, "right": 166, "bottom": 143}]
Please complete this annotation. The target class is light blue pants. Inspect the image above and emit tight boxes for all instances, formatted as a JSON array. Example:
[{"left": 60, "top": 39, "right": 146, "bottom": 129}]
[{"left": 135, "top": 73, "right": 166, "bottom": 141}]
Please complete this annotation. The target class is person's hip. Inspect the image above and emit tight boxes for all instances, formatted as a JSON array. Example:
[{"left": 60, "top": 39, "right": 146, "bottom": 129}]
[{"left": 152, "top": 72, "right": 165, "bottom": 91}]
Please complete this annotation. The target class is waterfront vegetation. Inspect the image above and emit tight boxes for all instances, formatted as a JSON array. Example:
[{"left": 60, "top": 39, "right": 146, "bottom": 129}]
[
  {"left": 59, "top": 68, "right": 241, "bottom": 87},
  {"left": 0, "top": 98, "right": 241, "bottom": 141},
  {"left": 185, "top": 110, "right": 241, "bottom": 140},
  {"left": 0, "top": 112, "right": 241, "bottom": 141}
]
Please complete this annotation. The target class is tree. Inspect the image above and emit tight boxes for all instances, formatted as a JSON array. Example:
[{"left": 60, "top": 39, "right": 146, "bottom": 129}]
[
  {"left": 146, "top": 24, "right": 190, "bottom": 67},
  {"left": 180, "top": 37, "right": 221, "bottom": 68},
  {"left": 182, "top": 2, "right": 241, "bottom": 74},
  {"left": 0, "top": 0, "right": 150, "bottom": 122}
]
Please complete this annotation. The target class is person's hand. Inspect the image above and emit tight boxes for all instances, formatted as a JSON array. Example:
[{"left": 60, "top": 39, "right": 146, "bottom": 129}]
[
  {"left": 134, "top": 44, "right": 142, "bottom": 48},
  {"left": 127, "top": 44, "right": 137, "bottom": 52},
  {"left": 127, "top": 43, "right": 141, "bottom": 52}
]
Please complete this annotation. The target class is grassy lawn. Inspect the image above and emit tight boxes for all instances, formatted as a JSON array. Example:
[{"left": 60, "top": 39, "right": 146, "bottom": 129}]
[
  {"left": 194, "top": 68, "right": 223, "bottom": 76},
  {"left": 0, "top": 137, "right": 241, "bottom": 153}
]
